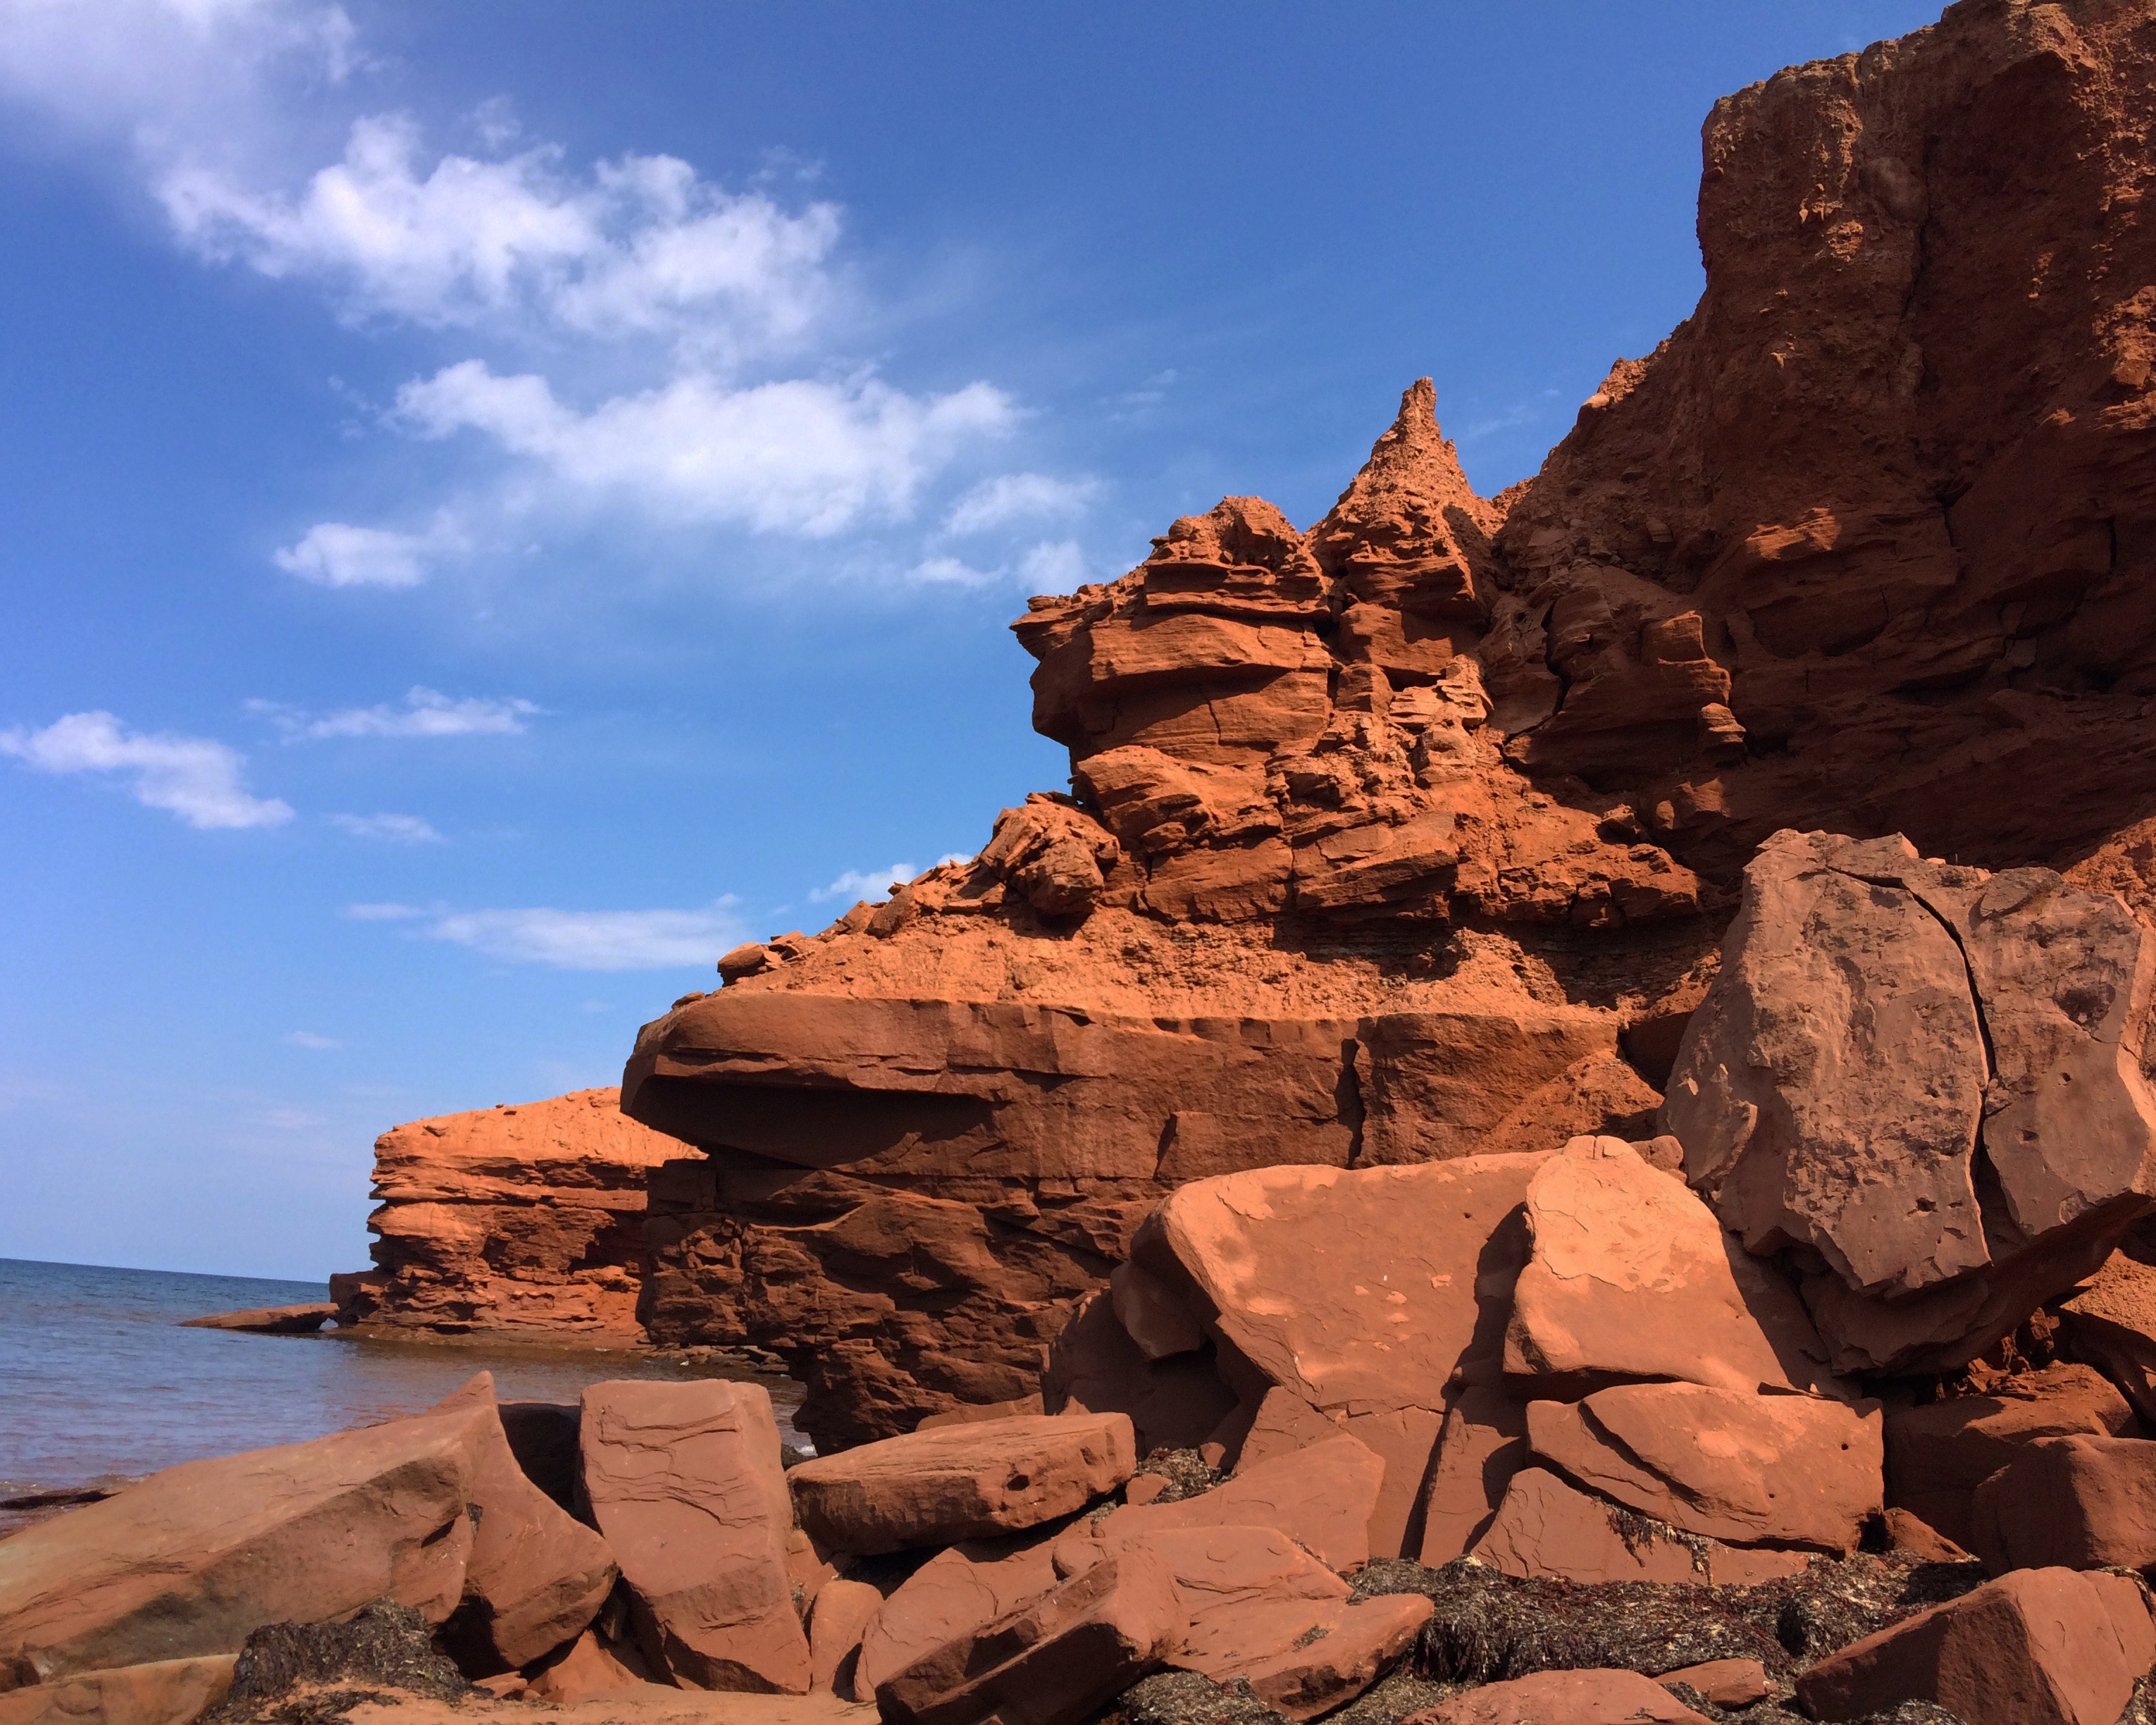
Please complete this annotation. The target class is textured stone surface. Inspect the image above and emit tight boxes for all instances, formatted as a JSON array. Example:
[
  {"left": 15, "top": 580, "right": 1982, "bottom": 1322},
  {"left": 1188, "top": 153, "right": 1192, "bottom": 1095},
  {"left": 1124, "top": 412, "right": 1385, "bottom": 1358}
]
[
  {"left": 337, "top": 1089, "right": 681, "bottom": 1342},
  {"left": 179, "top": 1304, "right": 336, "bottom": 1334},
  {"left": 854, "top": 1533, "right": 1063, "bottom": 1704},
  {"left": 1883, "top": 1363, "right": 2137, "bottom": 1550},
  {"left": 0, "top": 1410, "right": 483, "bottom": 1690},
  {"left": 2057, "top": 1247, "right": 2156, "bottom": 1423},
  {"left": 1525, "top": 1383, "right": 1881, "bottom": 1552},
  {"left": 1417, "top": 1387, "right": 1528, "bottom": 1565},
  {"left": 1654, "top": 1659, "right": 1769, "bottom": 1707},
  {"left": 578, "top": 1380, "right": 809, "bottom": 1693},
  {"left": 427, "top": 1374, "right": 616, "bottom": 1673},
  {"left": 1795, "top": 1566, "right": 2156, "bottom": 1725},
  {"left": 1082, "top": 1438, "right": 1385, "bottom": 1576},
  {"left": 1469, "top": 1468, "right": 1807, "bottom": 1588},
  {"left": 805, "top": 1581, "right": 881, "bottom": 1700},
  {"left": 1666, "top": 830, "right": 2156, "bottom": 1374},
  {"left": 0, "top": 1657, "right": 235, "bottom": 1725},
  {"left": 872, "top": 1549, "right": 1182, "bottom": 1725},
  {"left": 1402, "top": 1668, "right": 1711, "bottom": 1725},
  {"left": 1503, "top": 1136, "right": 1840, "bottom": 1395},
  {"left": 1969, "top": 1433, "right": 2156, "bottom": 1576},
  {"left": 786, "top": 1415, "right": 1134, "bottom": 1554}
]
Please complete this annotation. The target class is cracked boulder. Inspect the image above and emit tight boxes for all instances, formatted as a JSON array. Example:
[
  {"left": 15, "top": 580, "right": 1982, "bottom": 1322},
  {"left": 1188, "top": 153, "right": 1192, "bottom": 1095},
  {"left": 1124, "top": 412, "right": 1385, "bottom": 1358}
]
[{"left": 1663, "top": 829, "right": 2156, "bottom": 1373}]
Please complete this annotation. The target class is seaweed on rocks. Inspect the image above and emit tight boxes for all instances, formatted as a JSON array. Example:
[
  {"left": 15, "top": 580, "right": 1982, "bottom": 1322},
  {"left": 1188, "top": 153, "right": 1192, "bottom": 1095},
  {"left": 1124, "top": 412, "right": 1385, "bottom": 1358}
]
[
  {"left": 204, "top": 1598, "right": 469, "bottom": 1725},
  {"left": 1350, "top": 1554, "right": 1987, "bottom": 1685},
  {"left": 1127, "top": 1447, "right": 1225, "bottom": 1505},
  {"left": 1104, "top": 1669, "right": 1292, "bottom": 1725}
]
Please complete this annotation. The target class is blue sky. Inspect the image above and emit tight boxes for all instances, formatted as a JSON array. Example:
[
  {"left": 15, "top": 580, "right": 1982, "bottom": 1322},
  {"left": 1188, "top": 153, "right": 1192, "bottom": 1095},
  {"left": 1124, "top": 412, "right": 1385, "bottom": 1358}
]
[{"left": 0, "top": 1, "right": 1943, "bottom": 1279}]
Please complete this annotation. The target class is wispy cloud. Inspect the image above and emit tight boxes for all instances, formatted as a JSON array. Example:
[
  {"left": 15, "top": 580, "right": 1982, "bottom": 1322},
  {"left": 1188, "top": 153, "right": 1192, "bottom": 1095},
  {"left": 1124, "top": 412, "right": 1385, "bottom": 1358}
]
[
  {"left": 330, "top": 811, "right": 444, "bottom": 843},
  {"left": 422, "top": 901, "right": 745, "bottom": 970},
  {"left": 283, "top": 1030, "right": 341, "bottom": 1049},
  {"left": 273, "top": 516, "right": 461, "bottom": 587},
  {"left": 0, "top": 711, "right": 292, "bottom": 829},
  {"left": 944, "top": 473, "right": 1096, "bottom": 537},
  {"left": 810, "top": 855, "right": 969, "bottom": 903},
  {"left": 252, "top": 687, "right": 539, "bottom": 740}
]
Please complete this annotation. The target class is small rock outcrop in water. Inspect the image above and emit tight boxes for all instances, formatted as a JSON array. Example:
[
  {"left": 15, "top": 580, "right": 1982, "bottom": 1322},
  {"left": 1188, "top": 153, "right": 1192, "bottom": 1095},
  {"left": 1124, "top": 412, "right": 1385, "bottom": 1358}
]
[{"left": 333, "top": 1087, "right": 681, "bottom": 1344}]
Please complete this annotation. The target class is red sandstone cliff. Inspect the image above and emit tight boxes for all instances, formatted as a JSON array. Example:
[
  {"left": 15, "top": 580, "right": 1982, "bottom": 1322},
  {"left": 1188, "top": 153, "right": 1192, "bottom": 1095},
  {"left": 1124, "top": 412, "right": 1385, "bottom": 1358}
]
[
  {"left": 619, "top": 0, "right": 2156, "bottom": 1451},
  {"left": 335, "top": 1089, "right": 682, "bottom": 1345}
]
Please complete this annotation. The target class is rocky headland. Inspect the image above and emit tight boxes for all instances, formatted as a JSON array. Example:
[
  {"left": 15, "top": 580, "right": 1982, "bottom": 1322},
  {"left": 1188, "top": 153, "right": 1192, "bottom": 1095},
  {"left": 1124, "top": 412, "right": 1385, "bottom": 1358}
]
[{"left": 22, "top": 3, "right": 2156, "bottom": 1723}]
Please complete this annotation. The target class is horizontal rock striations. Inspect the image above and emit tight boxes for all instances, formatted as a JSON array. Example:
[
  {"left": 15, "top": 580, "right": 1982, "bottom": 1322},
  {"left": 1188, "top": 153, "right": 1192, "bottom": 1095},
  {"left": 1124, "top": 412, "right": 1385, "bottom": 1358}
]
[{"left": 336, "top": 1088, "right": 683, "bottom": 1345}]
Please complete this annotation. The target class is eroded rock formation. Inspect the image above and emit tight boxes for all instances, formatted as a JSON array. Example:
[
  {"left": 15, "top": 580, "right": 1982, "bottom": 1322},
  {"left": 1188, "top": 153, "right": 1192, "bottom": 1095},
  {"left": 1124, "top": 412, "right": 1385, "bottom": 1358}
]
[
  {"left": 621, "top": 0, "right": 2156, "bottom": 1457},
  {"left": 337, "top": 1089, "right": 681, "bottom": 1344}
]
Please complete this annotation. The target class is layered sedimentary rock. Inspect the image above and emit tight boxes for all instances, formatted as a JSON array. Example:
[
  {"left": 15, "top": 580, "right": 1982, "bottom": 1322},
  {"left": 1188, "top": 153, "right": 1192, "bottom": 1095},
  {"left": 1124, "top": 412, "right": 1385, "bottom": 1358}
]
[
  {"left": 338, "top": 1089, "right": 681, "bottom": 1343},
  {"left": 622, "top": 0, "right": 2156, "bottom": 1452}
]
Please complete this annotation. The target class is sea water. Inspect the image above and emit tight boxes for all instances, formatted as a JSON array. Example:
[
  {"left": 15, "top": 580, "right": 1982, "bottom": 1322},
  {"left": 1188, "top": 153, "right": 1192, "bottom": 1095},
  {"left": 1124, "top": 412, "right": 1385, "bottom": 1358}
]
[{"left": 0, "top": 1256, "right": 807, "bottom": 1494}]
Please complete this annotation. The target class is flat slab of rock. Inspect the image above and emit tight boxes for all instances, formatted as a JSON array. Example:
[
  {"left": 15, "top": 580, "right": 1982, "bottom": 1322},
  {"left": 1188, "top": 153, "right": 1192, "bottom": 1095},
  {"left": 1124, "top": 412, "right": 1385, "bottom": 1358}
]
[
  {"left": 179, "top": 1304, "right": 337, "bottom": 1334},
  {"left": 1971, "top": 1434, "right": 2156, "bottom": 1574},
  {"left": 1403, "top": 1667, "right": 1711, "bottom": 1724},
  {"left": 855, "top": 1533, "right": 1063, "bottom": 1702},
  {"left": 1795, "top": 1566, "right": 2155, "bottom": 1725},
  {"left": 1883, "top": 1362, "right": 2135, "bottom": 1550},
  {"left": 0, "top": 1408, "right": 483, "bottom": 1689},
  {"left": 1084, "top": 1435, "right": 1384, "bottom": 1574},
  {"left": 806, "top": 1580, "right": 881, "bottom": 1700},
  {"left": 1504, "top": 1137, "right": 1840, "bottom": 1396},
  {"left": 788, "top": 1414, "right": 1134, "bottom": 1555},
  {"left": 2057, "top": 1248, "right": 2156, "bottom": 1422},
  {"left": 1468, "top": 1467, "right": 1808, "bottom": 1588},
  {"left": 579, "top": 1380, "right": 809, "bottom": 1693},
  {"left": 1656, "top": 1659, "right": 1770, "bottom": 1707},
  {"left": 1417, "top": 1386, "right": 1527, "bottom": 1564},
  {"left": 0, "top": 1655, "right": 237, "bottom": 1725},
  {"left": 1525, "top": 1383, "right": 1882, "bottom": 1551},
  {"left": 874, "top": 1547, "right": 1182, "bottom": 1725}
]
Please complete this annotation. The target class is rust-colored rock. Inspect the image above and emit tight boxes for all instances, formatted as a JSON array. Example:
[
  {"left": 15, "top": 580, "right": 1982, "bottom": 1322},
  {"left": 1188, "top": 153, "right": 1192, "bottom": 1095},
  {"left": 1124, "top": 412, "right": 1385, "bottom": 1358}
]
[
  {"left": 2057, "top": 1246, "right": 2156, "bottom": 1422},
  {"left": 805, "top": 1581, "right": 880, "bottom": 1700},
  {"left": 873, "top": 1548, "right": 1181, "bottom": 1725},
  {"left": 426, "top": 1374, "right": 617, "bottom": 1672},
  {"left": 1525, "top": 1383, "right": 1881, "bottom": 1552},
  {"left": 1656, "top": 1659, "right": 1770, "bottom": 1707},
  {"left": 340, "top": 1089, "right": 681, "bottom": 1343},
  {"left": 1883, "top": 1361, "right": 2137, "bottom": 1551},
  {"left": 1417, "top": 1385, "right": 1528, "bottom": 1564},
  {"left": 577, "top": 1380, "right": 809, "bottom": 1693},
  {"left": 1795, "top": 1566, "right": 2156, "bottom": 1725},
  {"left": 1080, "top": 1437, "right": 1385, "bottom": 1576},
  {"left": 1665, "top": 831, "right": 2156, "bottom": 1375},
  {"left": 180, "top": 1304, "right": 335, "bottom": 1334},
  {"left": 854, "top": 1533, "right": 1063, "bottom": 1703},
  {"left": 1503, "top": 1135, "right": 1840, "bottom": 1396},
  {"left": 0, "top": 1410, "right": 483, "bottom": 1690},
  {"left": 1468, "top": 1467, "right": 1807, "bottom": 1588},
  {"left": 785, "top": 1414, "right": 1135, "bottom": 1554},
  {"left": 1403, "top": 1668, "right": 1711, "bottom": 1725},
  {"left": 1969, "top": 1433, "right": 2156, "bottom": 1576},
  {"left": 0, "top": 1657, "right": 236, "bottom": 1725}
]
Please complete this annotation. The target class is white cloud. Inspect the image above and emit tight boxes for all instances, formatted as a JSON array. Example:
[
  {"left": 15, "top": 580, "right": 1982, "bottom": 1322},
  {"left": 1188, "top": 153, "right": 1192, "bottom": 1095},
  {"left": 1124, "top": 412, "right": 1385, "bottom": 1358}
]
[
  {"left": 253, "top": 687, "right": 538, "bottom": 739},
  {"left": 330, "top": 811, "right": 442, "bottom": 843},
  {"left": 395, "top": 361, "right": 1015, "bottom": 536},
  {"left": 273, "top": 519, "right": 447, "bottom": 587},
  {"left": 811, "top": 862, "right": 917, "bottom": 903},
  {"left": 0, "top": 710, "right": 292, "bottom": 829},
  {"left": 422, "top": 901, "right": 745, "bottom": 971},
  {"left": 945, "top": 474, "right": 1096, "bottom": 536},
  {"left": 1019, "top": 540, "right": 1087, "bottom": 592},
  {"left": 342, "top": 901, "right": 423, "bottom": 920},
  {"left": 283, "top": 1030, "right": 340, "bottom": 1049},
  {"left": 908, "top": 556, "right": 997, "bottom": 586},
  {"left": 161, "top": 113, "right": 841, "bottom": 361}
]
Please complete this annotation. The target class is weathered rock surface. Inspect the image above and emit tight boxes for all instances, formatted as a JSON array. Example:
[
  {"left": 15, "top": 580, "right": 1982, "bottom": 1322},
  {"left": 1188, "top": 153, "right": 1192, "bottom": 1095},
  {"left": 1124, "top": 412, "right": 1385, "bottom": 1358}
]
[
  {"left": 1883, "top": 1361, "right": 2137, "bottom": 1550},
  {"left": 786, "top": 1414, "right": 1134, "bottom": 1554},
  {"left": 339, "top": 1089, "right": 682, "bottom": 1343},
  {"left": 2057, "top": 1244, "right": 2156, "bottom": 1422},
  {"left": 1795, "top": 1566, "right": 2156, "bottom": 1725},
  {"left": 1969, "top": 1433, "right": 2156, "bottom": 1575},
  {"left": 854, "top": 1533, "right": 1065, "bottom": 1703},
  {"left": 1503, "top": 1135, "right": 1839, "bottom": 1395},
  {"left": 0, "top": 1657, "right": 235, "bottom": 1725},
  {"left": 0, "top": 1409, "right": 483, "bottom": 1690},
  {"left": 578, "top": 1380, "right": 809, "bottom": 1693},
  {"left": 425, "top": 1375, "right": 616, "bottom": 1672},
  {"left": 1654, "top": 1658, "right": 1769, "bottom": 1707},
  {"left": 1468, "top": 1468, "right": 1809, "bottom": 1588},
  {"left": 1402, "top": 1668, "right": 1711, "bottom": 1725},
  {"left": 180, "top": 1304, "right": 336, "bottom": 1334},
  {"left": 1525, "top": 1382, "right": 1882, "bottom": 1552},
  {"left": 805, "top": 1581, "right": 880, "bottom": 1700},
  {"left": 873, "top": 1547, "right": 1182, "bottom": 1725},
  {"left": 1079, "top": 1438, "right": 1387, "bottom": 1576},
  {"left": 1665, "top": 829, "right": 2156, "bottom": 1375}
]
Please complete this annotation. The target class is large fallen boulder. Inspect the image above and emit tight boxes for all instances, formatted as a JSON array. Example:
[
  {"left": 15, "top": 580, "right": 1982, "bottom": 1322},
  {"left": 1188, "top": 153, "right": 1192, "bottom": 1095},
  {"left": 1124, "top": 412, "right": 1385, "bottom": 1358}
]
[
  {"left": 427, "top": 1374, "right": 617, "bottom": 1673},
  {"left": 854, "top": 1534, "right": 1065, "bottom": 1703},
  {"left": 1401, "top": 1668, "right": 1711, "bottom": 1725},
  {"left": 1969, "top": 1433, "right": 2156, "bottom": 1575},
  {"left": 1883, "top": 1362, "right": 2137, "bottom": 1550},
  {"left": 1468, "top": 1469, "right": 1807, "bottom": 1588},
  {"left": 0, "top": 1656, "right": 235, "bottom": 1725},
  {"left": 578, "top": 1380, "right": 810, "bottom": 1693},
  {"left": 2057, "top": 1246, "right": 2156, "bottom": 1422},
  {"left": 1079, "top": 1437, "right": 1385, "bottom": 1575},
  {"left": 1794, "top": 1566, "right": 2155, "bottom": 1725},
  {"left": 0, "top": 1407, "right": 484, "bottom": 1690},
  {"left": 786, "top": 1414, "right": 1135, "bottom": 1554},
  {"left": 1664, "top": 831, "right": 2156, "bottom": 1374}
]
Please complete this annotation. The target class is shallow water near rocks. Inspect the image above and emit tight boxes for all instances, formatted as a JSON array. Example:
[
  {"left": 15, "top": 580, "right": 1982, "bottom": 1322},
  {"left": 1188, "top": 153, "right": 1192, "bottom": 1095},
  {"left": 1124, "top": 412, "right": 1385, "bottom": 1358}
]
[{"left": 0, "top": 1256, "right": 807, "bottom": 1497}]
